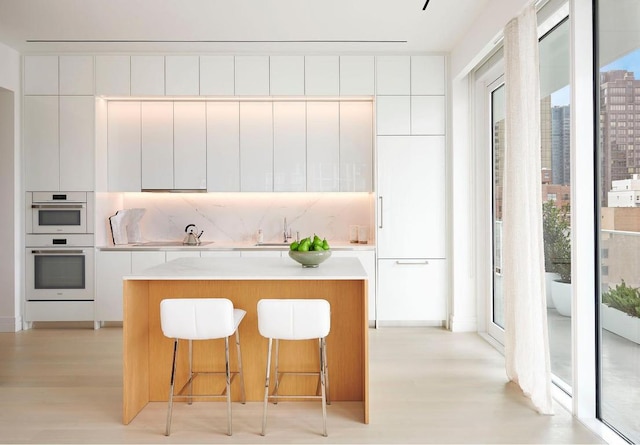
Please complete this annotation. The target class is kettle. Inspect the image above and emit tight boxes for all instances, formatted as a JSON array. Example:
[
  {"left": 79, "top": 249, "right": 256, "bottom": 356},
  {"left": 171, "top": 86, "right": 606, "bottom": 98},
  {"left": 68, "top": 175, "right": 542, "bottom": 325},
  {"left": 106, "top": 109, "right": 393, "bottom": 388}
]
[{"left": 183, "top": 224, "right": 203, "bottom": 245}]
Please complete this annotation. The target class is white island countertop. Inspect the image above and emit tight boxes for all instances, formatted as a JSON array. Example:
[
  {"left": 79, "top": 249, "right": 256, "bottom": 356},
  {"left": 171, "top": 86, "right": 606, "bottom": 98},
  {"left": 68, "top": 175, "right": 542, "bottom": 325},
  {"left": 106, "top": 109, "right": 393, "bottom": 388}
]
[{"left": 124, "top": 256, "right": 368, "bottom": 281}]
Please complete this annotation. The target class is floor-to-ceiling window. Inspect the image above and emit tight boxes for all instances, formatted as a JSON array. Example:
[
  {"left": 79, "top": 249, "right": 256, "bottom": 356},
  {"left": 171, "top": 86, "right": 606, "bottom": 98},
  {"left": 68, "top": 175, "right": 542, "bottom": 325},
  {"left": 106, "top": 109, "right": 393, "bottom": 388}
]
[{"left": 597, "top": 0, "right": 640, "bottom": 441}]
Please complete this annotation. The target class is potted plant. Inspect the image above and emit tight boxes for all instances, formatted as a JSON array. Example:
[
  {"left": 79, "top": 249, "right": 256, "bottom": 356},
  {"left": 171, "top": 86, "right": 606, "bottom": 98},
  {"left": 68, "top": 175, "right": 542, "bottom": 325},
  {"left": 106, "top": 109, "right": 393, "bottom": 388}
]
[
  {"left": 543, "top": 201, "right": 570, "bottom": 311},
  {"left": 601, "top": 280, "right": 640, "bottom": 344}
]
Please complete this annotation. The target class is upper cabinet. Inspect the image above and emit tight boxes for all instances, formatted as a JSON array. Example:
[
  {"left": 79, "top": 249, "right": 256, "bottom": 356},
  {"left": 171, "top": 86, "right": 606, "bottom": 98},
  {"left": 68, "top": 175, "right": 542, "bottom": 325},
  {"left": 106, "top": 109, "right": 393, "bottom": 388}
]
[
  {"left": 24, "top": 56, "right": 58, "bottom": 95},
  {"left": 24, "top": 96, "right": 59, "bottom": 190},
  {"left": 307, "top": 102, "right": 339, "bottom": 192},
  {"left": 59, "top": 56, "right": 94, "bottom": 95},
  {"left": 305, "top": 56, "right": 339, "bottom": 96},
  {"left": 173, "top": 102, "right": 206, "bottom": 189},
  {"left": 270, "top": 56, "right": 304, "bottom": 96},
  {"left": 340, "top": 56, "right": 375, "bottom": 96},
  {"left": 207, "top": 102, "right": 240, "bottom": 191},
  {"left": 131, "top": 56, "right": 165, "bottom": 96},
  {"left": 235, "top": 56, "right": 270, "bottom": 96},
  {"left": 141, "top": 102, "right": 173, "bottom": 190},
  {"left": 340, "top": 101, "right": 373, "bottom": 192},
  {"left": 59, "top": 96, "right": 95, "bottom": 191},
  {"left": 107, "top": 101, "right": 141, "bottom": 192},
  {"left": 273, "top": 102, "right": 306, "bottom": 191},
  {"left": 239, "top": 102, "right": 273, "bottom": 191},
  {"left": 166, "top": 56, "right": 200, "bottom": 96},
  {"left": 376, "top": 56, "right": 410, "bottom": 95},
  {"left": 411, "top": 55, "right": 445, "bottom": 95},
  {"left": 24, "top": 55, "right": 94, "bottom": 96},
  {"left": 96, "top": 56, "right": 131, "bottom": 96},
  {"left": 200, "top": 56, "right": 235, "bottom": 95}
]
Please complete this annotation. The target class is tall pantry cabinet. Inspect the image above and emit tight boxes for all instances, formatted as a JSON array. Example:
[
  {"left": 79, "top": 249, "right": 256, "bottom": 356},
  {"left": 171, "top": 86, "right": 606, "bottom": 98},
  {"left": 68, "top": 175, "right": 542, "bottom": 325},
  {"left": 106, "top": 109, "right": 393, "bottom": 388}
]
[{"left": 375, "top": 56, "right": 448, "bottom": 326}]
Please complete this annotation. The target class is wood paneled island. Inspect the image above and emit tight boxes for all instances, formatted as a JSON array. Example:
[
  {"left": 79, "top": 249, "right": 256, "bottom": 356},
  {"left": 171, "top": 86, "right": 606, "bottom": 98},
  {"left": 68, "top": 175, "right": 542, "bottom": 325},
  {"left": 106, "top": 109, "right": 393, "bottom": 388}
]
[{"left": 122, "top": 256, "right": 369, "bottom": 425}]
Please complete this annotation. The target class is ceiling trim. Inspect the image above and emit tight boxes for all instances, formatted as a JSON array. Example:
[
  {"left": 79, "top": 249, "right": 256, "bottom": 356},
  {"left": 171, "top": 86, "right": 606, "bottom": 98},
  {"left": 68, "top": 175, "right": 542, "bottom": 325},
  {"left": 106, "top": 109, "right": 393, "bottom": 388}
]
[{"left": 27, "top": 39, "right": 408, "bottom": 44}]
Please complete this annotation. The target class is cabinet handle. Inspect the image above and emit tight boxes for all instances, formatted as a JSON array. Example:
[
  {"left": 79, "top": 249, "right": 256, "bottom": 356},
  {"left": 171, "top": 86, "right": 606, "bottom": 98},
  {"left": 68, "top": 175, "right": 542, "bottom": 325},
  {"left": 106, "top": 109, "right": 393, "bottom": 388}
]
[
  {"left": 378, "top": 196, "right": 383, "bottom": 229},
  {"left": 395, "top": 260, "right": 429, "bottom": 265}
]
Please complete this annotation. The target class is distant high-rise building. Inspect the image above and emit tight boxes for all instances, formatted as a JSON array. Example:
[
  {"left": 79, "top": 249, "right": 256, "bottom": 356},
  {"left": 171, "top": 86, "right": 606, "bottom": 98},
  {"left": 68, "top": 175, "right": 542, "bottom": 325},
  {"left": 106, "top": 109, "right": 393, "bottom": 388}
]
[
  {"left": 540, "top": 96, "right": 552, "bottom": 171},
  {"left": 600, "top": 70, "right": 640, "bottom": 206},
  {"left": 551, "top": 105, "right": 571, "bottom": 185}
]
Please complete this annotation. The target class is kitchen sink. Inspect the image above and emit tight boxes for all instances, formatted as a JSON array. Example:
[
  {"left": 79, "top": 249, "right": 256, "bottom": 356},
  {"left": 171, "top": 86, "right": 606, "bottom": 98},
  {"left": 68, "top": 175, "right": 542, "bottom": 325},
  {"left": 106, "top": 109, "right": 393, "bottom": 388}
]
[{"left": 254, "top": 242, "right": 290, "bottom": 246}]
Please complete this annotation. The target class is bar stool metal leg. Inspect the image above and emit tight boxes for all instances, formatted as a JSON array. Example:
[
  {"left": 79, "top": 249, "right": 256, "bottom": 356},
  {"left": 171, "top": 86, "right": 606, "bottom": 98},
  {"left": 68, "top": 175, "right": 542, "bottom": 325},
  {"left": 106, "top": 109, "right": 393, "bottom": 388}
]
[
  {"left": 188, "top": 340, "right": 193, "bottom": 405},
  {"left": 224, "top": 337, "right": 232, "bottom": 436},
  {"left": 235, "top": 329, "right": 246, "bottom": 404},
  {"left": 261, "top": 338, "right": 273, "bottom": 436},
  {"left": 323, "top": 337, "right": 330, "bottom": 405},
  {"left": 165, "top": 339, "right": 179, "bottom": 436},
  {"left": 273, "top": 339, "right": 280, "bottom": 403},
  {"left": 320, "top": 337, "right": 327, "bottom": 437}
]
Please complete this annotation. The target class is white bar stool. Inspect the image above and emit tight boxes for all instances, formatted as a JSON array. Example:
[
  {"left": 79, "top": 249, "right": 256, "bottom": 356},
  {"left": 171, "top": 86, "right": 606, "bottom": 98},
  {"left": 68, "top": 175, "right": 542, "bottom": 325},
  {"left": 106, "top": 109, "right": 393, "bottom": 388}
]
[
  {"left": 257, "top": 299, "right": 331, "bottom": 437},
  {"left": 160, "top": 298, "right": 246, "bottom": 436}
]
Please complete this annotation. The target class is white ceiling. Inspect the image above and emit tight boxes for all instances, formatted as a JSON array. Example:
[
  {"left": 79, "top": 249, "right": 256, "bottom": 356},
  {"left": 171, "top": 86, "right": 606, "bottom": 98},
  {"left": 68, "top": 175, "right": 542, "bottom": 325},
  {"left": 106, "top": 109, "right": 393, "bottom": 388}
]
[{"left": 0, "top": 0, "right": 489, "bottom": 54}]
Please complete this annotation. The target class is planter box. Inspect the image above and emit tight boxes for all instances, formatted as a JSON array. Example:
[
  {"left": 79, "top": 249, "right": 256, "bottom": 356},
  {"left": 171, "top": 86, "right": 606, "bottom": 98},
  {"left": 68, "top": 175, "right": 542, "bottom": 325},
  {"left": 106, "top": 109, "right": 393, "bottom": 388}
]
[
  {"left": 601, "top": 304, "right": 640, "bottom": 344},
  {"left": 551, "top": 280, "right": 571, "bottom": 317},
  {"left": 545, "top": 272, "right": 560, "bottom": 309}
]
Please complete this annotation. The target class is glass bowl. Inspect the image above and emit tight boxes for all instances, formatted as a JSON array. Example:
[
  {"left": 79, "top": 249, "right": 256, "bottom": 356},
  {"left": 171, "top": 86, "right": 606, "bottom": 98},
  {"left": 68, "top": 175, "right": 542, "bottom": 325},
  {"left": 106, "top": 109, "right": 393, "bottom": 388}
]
[{"left": 288, "top": 250, "right": 332, "bottom": 268}]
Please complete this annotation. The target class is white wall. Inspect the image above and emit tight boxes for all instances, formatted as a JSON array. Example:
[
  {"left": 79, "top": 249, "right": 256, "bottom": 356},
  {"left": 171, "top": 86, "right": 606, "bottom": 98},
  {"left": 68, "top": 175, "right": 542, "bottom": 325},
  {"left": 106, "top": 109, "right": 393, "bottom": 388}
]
[
  {"left": 447, "top": 0, "right": 529, "bottom": 332},
  {"left": 0, "top": 42, "right": 21, "bottom": 332}
]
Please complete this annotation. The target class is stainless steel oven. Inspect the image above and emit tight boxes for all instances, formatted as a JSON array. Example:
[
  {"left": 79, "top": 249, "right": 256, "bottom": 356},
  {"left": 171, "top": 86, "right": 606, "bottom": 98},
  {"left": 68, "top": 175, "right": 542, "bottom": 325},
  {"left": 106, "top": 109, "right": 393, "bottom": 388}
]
[
  {"left": 25, "top": 234, "right": 95, "bottom": 301},
  {"left": 27, "top": 192, "right": 93, "bottom": 234}
]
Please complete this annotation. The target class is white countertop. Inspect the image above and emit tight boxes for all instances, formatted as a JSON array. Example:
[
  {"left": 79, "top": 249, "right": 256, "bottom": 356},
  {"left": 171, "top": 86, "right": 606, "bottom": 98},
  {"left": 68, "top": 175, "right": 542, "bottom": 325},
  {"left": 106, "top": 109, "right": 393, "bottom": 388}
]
[
  {"left": 124, "top": 256, "right": 368, "bottom": 280},
  {"left": 98, "top": 241, "right": 375, "bottom": 252}
]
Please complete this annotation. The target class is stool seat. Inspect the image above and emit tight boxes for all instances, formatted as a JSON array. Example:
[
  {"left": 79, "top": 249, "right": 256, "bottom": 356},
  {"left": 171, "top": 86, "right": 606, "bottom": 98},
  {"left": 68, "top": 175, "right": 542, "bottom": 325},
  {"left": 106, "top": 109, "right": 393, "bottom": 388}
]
[
  {"left": 160, "top": 298, "right": 246, "bottom": 436},
  {"left": 257, "top": 299, "right": 331, "bottom": 437}
]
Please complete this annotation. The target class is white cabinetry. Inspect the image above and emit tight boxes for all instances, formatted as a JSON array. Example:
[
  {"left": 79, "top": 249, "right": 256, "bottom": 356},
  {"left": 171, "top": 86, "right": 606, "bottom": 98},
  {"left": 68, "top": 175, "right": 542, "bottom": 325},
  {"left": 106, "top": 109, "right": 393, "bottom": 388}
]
[
  {"left": 24, "top": 56, "right": 58, "bottom": 95},
  {"left": 411, "top": 96, "right": 446, "bottom": 135},
  {"left": 235, "top": 56, "right": 270, "bottom": 96},
  {"left": 107, "top": 102, "right": 141, "bottom": 192},
  {"left": 207, "top": 102, "right": 240, "bottom": 191},
  {"left": 23, "top": 96, "right": 59, "bottom": 191},
  {"left": 200, "top": 251, "right": 241, "bottom": 258},
  {"left": 59, "top": 96, "right": 95, "bottom": 191},
  {"left": 305, "top": 56, "right": 339, "bottom": 96},
  {"left": 376, "top": 56, "right": 410, "bottom": 95},
  {"left": 331, "top": 250, "right": 377, "bottom": 323},
  {"left": 131, "top": 251, "right": 166, "bottom": 273},
  {"left": 141, "top": 102, "right": 173, "bottom": 190},
  {"left": 273, "top": 102, "right": 306, "bottom": 191},
  {"left": 306, "top": 102, "right": 339, "bottom": 192},
  {"left": 376, "top": 96, "right": 411, "bottom": 135},
  {"left": 240, "top": 102, "right": 273, "bottom": 191},
  {"left": 165, "top": 251, "right": 201, "bottom": 261},
  {"left": 340, "top": 101, "right": 372, "bottom": 192},
  {"left": 131, "top": 56, "right": 165, "bottom": 96},
  {"left": 340, "top": 56, "right": 374, "bottom": 96},
  {"left": 166, "top": 56, "right": 200, "bottom": 96},
  {"left": 95, "top": 251, "right": 132, "bottom": 322},
  {"left": 200, "top": 56, "right": 235, "bottom": 95},
  {"left": 174, "top": 102, "right": 206, "bottom": 189},
  {"left": 241, "top": 250, "right": 282, "bottom": 258},
  {"left": 411, "top": 55, "right": 445, "bottom": 95},
  {"left": 95, "top": 56, "right": 131, "bottom": 96},
  {"left": 59, "top": 56, "right": 94, "bottom": 95},
  {"left": 270, "top": 56, "right": 304, "bottom": 96},
  {"left": 377, "top": 259, "right": 446, "bottom": 323}
]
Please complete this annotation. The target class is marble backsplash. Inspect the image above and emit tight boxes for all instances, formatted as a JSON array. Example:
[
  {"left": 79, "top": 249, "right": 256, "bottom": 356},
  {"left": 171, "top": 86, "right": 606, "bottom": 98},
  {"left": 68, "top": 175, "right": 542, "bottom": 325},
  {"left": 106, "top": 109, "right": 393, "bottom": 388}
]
[{"left": 97, "top": 192, "right": 374, "bottom": 246}]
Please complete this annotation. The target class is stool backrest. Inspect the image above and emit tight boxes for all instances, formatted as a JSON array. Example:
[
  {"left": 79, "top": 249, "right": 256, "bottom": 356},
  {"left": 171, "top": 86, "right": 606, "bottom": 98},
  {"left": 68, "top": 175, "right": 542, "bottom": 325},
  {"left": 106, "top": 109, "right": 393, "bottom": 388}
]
[
  {"left": 160, "top": 298, "right": 235, "bottom": 340},
  {"left": 257, "top": 299, "right": 330, "bottom": 340}
]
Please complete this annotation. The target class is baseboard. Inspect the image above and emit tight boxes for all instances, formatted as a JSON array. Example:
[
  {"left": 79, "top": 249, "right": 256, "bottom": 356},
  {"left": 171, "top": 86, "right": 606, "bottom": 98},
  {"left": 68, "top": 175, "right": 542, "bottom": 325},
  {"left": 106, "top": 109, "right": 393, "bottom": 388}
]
[
  {"left": 0, "top": 316, "right": 21, "bottom": 332},
  {"left": 448, "top": 314, "right": 477, "bottom": 332},
  {"left": 376, "top": 320, "right": 445, "bottom": 328}
]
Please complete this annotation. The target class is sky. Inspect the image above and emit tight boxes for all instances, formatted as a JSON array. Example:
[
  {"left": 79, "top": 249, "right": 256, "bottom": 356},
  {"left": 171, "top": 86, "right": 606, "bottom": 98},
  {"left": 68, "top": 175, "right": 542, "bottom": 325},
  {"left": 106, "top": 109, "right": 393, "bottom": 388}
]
[{"left": 551, "top": 47, "right": 640, "bottom": 107}]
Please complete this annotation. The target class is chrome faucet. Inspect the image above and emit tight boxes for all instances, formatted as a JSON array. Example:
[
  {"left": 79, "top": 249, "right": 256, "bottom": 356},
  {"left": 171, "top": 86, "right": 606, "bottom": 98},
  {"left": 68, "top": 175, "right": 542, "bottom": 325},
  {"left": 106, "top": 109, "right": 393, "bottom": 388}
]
[{"left": 283, "top": 217, "right": 292, "bottom": 242}]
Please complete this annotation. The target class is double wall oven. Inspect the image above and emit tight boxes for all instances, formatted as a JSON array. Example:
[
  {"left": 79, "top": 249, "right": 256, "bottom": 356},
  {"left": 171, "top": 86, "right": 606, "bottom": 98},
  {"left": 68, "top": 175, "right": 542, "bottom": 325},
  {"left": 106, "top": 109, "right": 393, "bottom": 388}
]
[{"left": 25, "top": 192, "right": 95, "bottom": 326}]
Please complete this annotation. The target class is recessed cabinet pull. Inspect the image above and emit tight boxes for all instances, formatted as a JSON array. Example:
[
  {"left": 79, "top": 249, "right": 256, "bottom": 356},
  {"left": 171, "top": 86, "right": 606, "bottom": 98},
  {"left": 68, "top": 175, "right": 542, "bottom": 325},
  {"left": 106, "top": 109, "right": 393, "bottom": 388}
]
[
  {"left": 395, "top": 260, "right": 429, "bottom": 265},
  {"left": 378, "top": 196, "right": 383, "bottom": 229},
  {"left": 31, "top": 250, "right": 84, "bottom": 255}
]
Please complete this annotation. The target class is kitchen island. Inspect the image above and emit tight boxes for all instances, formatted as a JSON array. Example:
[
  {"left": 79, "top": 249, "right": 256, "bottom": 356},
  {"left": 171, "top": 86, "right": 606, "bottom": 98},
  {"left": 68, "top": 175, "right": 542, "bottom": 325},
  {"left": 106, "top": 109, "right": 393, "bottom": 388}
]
[{"left": 122, "top": 256, "right": 369, "bottom": 425}]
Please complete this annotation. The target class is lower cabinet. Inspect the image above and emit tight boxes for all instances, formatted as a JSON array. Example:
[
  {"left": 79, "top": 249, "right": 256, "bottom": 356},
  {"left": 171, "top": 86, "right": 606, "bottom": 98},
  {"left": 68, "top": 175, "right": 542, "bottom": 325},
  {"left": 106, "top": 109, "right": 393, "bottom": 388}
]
[
  {"left": 95, "top": 251, "right": 133, "bottom": 323},
  {"left": 377, "top": 258, "right": 447, "bottom": 325},
  {"left": 331, "top": 250, "right": 376, "bottom": 324}
]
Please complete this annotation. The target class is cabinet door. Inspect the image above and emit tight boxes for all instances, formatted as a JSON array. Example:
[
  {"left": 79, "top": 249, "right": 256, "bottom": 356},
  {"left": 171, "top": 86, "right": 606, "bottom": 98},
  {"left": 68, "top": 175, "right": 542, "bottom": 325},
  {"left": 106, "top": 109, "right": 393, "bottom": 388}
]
[
  {"left": 376, "top": 56, "right": 410, "bottom": 95},
  {"left": 166, "top": 56, "right": 199, "bottom": 96},
  {"left": 377, "top": 258, "right": 446, "bottom": 323},
  {"left": 332, "top": 250, "right": 376, "bottom": 322},
  {"left": 131, "top": 251, "right": 166, "bottom": 273},
  {"left": 200, "top": 56, "right": 235, "bottom": 95},
  {"left": 131, "top": 56, "right": 165, "bottom": 96},
  {"left": 273, "top": 102, "right": 306, "bottom": 192},
  {"left": 377, "top": 136, "right": 446, "bottom": 258},
  {"left": 270, "top": 56, "right": 304, "bottom": 96},
  {"left": 174, "top": 102, "right": 206, "bottom": 190},
  {"left": 306, "top": 102, "right": 339, "bottom": 192},
  {"left": 95, "top": 251, "right": 132, "bottom": 322},
  {"left": 95, "top": 56, "right": 131, "bottom": 96},
  {"left": 207, "top": 102, "right": 240, "bottom": 191},
  {"left": 240, "top": 250, "right": 282, "bottom": 258},
  {"left": 24, "top": 96, "right": 59, "bottom": 191},
  {"left": 59, "top": 96, "right": 95, "bottom": 191},
  {"left": 411, "top": 96, "right": 446, "bottom": 135},
  {"left": 340, "top": 56, "right": 374, "bottom": 96},
  {"left": 141, "top": 102, "right": 173, "bottom": 190},
  {"left": 240, "top": 102, "right": 273, "bottom": 191},
  {"left": 376, "top": 96, "right": 410, "bottom": 135},
  {"left": 107, "top": 102, "right": 141, "bottom": 191},
  {"left": 235, "top": 56, "right": 270, "bottom": 96},
  {"left": 166, "top": 251, "right": 201, "bottom": 261},
  {"left": 24, "top": 56, "right": 58, "bottom": 95},
  {"left": 340, "top": 101, "right": 372, "bottom": 192},
  {"left": 305, "top": 56, "right": 339, "bottom": 96},
  {"left": 200, "top": 251, "right": 242, "bottom": 258},
  {"left": 411, "top": 56, "right": 445, "bottom": 95},
  {"left": 59, "top": 56, "right": 94, "bottom": 95}
]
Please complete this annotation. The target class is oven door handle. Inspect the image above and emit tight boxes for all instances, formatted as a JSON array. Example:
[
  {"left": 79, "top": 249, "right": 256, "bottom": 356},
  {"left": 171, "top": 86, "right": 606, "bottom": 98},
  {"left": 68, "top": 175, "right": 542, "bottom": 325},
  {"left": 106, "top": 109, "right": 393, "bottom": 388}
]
[
  {"left": 31, "top": 204, "right": 85, "bottom": 209},
  {"left": 31, "top": 250, "right": 85, "bottom": 254}
]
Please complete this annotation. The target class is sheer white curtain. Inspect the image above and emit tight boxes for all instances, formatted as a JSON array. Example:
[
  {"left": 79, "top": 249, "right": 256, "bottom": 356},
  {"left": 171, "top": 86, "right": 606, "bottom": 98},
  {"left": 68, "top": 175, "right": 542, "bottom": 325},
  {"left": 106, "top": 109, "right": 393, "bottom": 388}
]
[{"left": 502, "top": 3, "right": 554, "bottom": 415}]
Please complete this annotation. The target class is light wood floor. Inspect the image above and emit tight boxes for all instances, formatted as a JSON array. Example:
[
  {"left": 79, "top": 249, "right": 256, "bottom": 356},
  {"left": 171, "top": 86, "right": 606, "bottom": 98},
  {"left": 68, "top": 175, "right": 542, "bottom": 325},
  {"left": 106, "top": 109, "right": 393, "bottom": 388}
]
[{"left": 0, "top": 326, "right": 604, "bottom": 444}]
